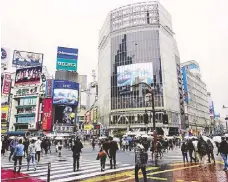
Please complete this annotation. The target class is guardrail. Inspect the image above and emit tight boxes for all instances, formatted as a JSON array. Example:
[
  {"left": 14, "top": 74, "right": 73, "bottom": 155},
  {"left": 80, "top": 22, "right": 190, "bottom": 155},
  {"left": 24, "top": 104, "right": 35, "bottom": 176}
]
[{"left": 1, "top": 162, "right": 51, "bottom": 182}]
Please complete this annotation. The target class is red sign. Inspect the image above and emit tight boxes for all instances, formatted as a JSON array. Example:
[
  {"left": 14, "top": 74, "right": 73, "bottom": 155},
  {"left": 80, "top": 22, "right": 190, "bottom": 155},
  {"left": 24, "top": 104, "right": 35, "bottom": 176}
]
[
  {"left": 42, "top": 98, "right": 52, "bottom": 131},
  {"left": 2, "top": 73, "right": 11, "bottom": 95}
]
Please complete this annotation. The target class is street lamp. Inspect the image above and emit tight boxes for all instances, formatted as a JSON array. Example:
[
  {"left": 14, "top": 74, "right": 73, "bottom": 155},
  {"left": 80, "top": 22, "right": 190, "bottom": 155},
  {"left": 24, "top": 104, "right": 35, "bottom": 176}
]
[{"left": 222, "top": 105, "right": 228, "bottom": 132}]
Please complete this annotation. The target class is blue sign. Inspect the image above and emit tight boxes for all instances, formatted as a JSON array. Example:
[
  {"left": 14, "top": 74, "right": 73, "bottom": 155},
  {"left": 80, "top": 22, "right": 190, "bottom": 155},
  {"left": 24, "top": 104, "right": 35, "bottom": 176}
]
[
  {"left": 53, "top": 80, "right": 79, "bottom": 90},
  {"left": 182, "top": 66, "right": 189, "bottom": 103},
  {"left": 1, "top": 48, "right": 7, "bottom": 59},
  {"left": 53, "top": 80, "right": 79, "bottom": 106},
  {"left": 57, "top": 47, "right": 78, "bottom": 60}
]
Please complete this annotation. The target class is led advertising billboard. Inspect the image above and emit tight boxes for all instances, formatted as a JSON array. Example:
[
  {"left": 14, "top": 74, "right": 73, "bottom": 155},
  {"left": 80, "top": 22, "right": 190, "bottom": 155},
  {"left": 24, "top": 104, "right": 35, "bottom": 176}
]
[
  {"left": 56, "top": 47, "right": 78, "bottom": 72},
  {"left": 42, "top": 98, "right": 53, "bottom": 131},
  {"left": 15, "top": 66, "right": 42, "bottom": 85},
  {"left": 117, "top": 62, "right": 153, "bottom": 87},
  {"left": 53, "top": 80, "right": 79, "bottom": 106},
  {"left": 12, "top": 50, "right": 43, "bottom": 67},
  {"left": 54, "top": 105, "right": 76, "bottom": 124}
]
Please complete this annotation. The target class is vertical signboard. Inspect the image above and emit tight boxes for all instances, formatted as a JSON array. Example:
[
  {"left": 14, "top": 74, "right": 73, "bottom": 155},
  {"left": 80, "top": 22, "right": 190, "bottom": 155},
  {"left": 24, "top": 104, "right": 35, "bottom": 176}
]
[
  {"left": 56, "top": 47, "right": 78, "bottom": 71},
  {"left": 1, "top": 105, "right": 9, "bottom": 134},
  {"left": 42, "top": 98, "right": 53, "bottom": 131},
  {"left": 2, "top": 72, "right": 11, "bottom": 95},
  {"left": 181, "top": 66, "right": 189, "bottom": 103},
  {"left": 45, "top": 79, "right": 53, "bottom": 97}
]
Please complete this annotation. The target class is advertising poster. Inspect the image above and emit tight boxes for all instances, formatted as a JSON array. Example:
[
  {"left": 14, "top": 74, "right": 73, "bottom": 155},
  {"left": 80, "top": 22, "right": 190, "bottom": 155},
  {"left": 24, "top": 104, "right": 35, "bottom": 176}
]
[
  {"left": 1, "top": 47, "right": 9, "bottom": 68},
  {"left": 56, "top": 47, "right": 78, "bottom": 72},
  {"left": 15, "top": 66, "right": 42, "bottom": 85},
  {"left": 181, "top": 66, "right": 189, "bottom": 103},
  {"left": 15, "top": 86, "right": 38, "bottom": 97},
  {"left": 1, "top": 105, "right": 9, "bottom": 134},
  {"left": 45, "top": 79, "right": 53, "bottom": 97},
  {"left": 2, "top": 73, "right": 11, "bottom": 95},
  {"left": 53, "top": 80, "right": 79, "bottom": 106},
  {"left": 42, "top": 98, "right": 53, "bottom": 131},
  {"left": 12, "top": 50, "right": 43, "bottom": 67},
  {"left": 117, "top": 62, "right": 153, "bottom": 87},
  {"left": 54, "top": 106, "right": 76, "bottom": 124}
]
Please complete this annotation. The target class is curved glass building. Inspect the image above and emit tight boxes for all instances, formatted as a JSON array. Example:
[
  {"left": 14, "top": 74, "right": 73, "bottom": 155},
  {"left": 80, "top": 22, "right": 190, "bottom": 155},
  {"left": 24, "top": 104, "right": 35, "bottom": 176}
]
[{"left": 98, "top": 1, "right": 183, "bottom": 134}]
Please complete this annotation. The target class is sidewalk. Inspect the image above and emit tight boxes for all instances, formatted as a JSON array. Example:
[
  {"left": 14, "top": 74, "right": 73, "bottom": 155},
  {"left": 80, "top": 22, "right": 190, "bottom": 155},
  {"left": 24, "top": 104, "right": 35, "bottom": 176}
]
[{"left": 1, "top": 169, "right": 45, "bottom": 182}]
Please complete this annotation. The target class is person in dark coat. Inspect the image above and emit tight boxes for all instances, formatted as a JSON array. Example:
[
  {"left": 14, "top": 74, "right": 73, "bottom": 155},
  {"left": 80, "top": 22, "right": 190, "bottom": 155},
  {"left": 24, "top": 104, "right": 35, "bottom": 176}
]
[
  {"left": 207, "top": 139, "right": 215, "bottom": 164},
  {"left": 188, "top": 139, "right": 195, "bottom": 163},
  {"left": 108, "top": 137, "right": 119, "bottom": 169},
  {"left": 72, "top": 137, "right": 83, "bottom": 171},
  {"left": 181, "top": 141, "right": 189, "bottom": 163},
  {"left": 219, "top": 137, "right": 228, "bottom": 171},
  {"left": 23, "top": 138, "right": 29, "bottom": 158}
]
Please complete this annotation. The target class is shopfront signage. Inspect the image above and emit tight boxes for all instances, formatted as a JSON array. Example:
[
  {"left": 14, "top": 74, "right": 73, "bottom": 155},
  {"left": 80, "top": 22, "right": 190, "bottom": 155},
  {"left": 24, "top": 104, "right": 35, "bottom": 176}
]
[{"left": 15, "top": 87, "right": 38, "bottom": 97}]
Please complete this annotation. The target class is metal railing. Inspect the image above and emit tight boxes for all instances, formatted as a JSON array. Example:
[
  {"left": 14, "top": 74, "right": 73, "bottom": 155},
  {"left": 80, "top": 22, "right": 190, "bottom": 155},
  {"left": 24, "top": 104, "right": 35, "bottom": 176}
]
[{"left": 1, "top": 162, "right": 51, "bottom": 182}]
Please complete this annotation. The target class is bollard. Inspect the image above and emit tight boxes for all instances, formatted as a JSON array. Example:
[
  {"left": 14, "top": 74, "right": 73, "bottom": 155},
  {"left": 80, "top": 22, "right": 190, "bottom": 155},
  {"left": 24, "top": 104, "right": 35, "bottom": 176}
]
[{"left": 47, "top": 163, "right": 51, "bottom": 182}]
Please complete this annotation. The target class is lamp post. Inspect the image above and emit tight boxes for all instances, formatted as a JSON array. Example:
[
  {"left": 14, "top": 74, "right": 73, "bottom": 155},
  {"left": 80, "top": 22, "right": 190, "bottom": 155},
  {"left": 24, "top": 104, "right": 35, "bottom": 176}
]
[{"left": 223, "top": 105, "right": 228, "bottom": 132}]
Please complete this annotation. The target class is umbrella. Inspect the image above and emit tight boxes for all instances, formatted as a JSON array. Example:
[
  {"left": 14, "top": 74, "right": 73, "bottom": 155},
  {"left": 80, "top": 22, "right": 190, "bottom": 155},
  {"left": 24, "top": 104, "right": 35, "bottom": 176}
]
[
  {"left": 31, "top": 137, "right": 38, "bottom": 141},
  {"left": 126, "top": 136, "right": 132, "bottom": 141},
  {"left": 141, "top": 134, "right": 148, "bottom": 138},
  {"left": 202, "top": 136, "right": 215, "bottom": 146},
  {"left": 213, "top": 136, "right": 221, "bottom": 143},
  {"left": 55, "top": 136, "right": 64, "bottom": 140},
  {"left": 122, "top": 135, "right": 127, "bottom": 138},
  {"left": 98, "top": 136, "right": 107, "bottom": 140},
  {"left": 113, "top": 137, "right": 120, "bottom": 142}
]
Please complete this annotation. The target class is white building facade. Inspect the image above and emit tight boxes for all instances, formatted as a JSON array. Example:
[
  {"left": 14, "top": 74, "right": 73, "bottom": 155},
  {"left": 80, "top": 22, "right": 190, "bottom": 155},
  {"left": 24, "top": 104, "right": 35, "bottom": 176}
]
[
  {"left": 181, "top": 60, "right": 210, "bottom": 135},
  {"left": 98, "top": 1, "right": 182, "bottom": 134}
]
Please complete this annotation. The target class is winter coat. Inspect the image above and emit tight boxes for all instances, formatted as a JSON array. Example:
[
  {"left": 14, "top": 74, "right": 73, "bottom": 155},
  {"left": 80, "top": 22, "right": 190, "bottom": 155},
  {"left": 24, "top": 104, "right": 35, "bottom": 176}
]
[
  {"left": 135, "top": 144, "right": 148, "bottom": 167},
  {"left": 219, "top": 141, "right": 228, "bottom": 154},
  {"left": 72, "top": 141, "right": 83, "bottom": 157}
]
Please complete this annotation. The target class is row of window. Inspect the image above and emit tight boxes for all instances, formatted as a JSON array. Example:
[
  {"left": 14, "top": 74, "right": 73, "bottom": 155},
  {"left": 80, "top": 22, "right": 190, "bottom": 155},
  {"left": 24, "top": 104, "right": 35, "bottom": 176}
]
[
  {"left": 17, "top": 117, "right": 35, "bottom": 123},
  {"left": 19, "top": 98, "right": 37, "bottom": 106}
]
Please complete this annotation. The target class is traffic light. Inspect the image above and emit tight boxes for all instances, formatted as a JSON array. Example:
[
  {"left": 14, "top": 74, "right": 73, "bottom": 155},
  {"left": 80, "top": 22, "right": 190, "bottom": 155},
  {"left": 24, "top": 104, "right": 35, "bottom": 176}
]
[
  {"left": 144, "top": 110, "right": 149, "bottom": 124},
  {"left": 163, "top": 113, "right": 168, "bottom": 124}
]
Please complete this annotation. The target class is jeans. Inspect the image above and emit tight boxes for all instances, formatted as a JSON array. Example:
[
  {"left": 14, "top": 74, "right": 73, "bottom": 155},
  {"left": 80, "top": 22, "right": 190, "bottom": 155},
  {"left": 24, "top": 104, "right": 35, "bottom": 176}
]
[
  {"left": 207, "top": 151, "right": 215, "bottom": 163},
  {"left": 183, "top": 152, "right": 188, "bottom": 163},
  {"left": 9, "top": 148, "right": 15, "bottom": 161},
  {"left": 27, "top": 154, "right": 36, "bottom": 170},
  {"left": 189, "top": 150, "right": 195, "bottom": 162},
  {"left": 35, "top": 151, "right": 41, "bottom": 162},
  {"left": 73, "top": 154, "right": 80, "bottom": 171},
  {"left": 100, "top": 157, "right": 106, "bottom": 171},
  {"left": 110, "top": 151, "right": 116, "bottom": 168},
  {"left": 135, "top": 165, "right": 147, "bottom": 182},
  {"left": 14, "top": 156, "right": 22, "bottom": 172},
  {"left": 221, "top": 153, "right": 228, "bottom": 169}
]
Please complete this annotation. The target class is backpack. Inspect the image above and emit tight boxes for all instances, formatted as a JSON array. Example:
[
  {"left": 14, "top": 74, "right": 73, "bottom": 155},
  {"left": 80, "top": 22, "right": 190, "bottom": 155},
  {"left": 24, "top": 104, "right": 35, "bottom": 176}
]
[
  {"left": 207, "top": 141, "right": 213, "bottom": 151},
  {"left": 199, "top": 140, "right": 208, "bottom": 154}
]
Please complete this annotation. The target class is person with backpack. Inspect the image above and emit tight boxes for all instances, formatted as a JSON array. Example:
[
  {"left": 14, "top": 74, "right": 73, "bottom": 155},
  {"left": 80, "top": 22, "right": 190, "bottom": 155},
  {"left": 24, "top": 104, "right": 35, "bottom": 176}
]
[
  {"left": 219, "top": 136, "right": 228, "bottom": 171},
  {"left": 197, "top": 136, "right": 208, "bottom": 168},
  {"left": 135, "top": 139, "right": 148, "bottom": 182},
  {"left": 97, "top": 147, "right": 107, "bottom": 172},
  {"left": 109, "top": 137, "right": 119, "bottom": 169},
  {"left": 207, "top": 139, "right": 215, "bottom": 164},
  {"left": 181, "top": 141, "right": 189, "bottom": 163},
  {"left": 27, "top": 139, "right": 36, "bottom": 171}
]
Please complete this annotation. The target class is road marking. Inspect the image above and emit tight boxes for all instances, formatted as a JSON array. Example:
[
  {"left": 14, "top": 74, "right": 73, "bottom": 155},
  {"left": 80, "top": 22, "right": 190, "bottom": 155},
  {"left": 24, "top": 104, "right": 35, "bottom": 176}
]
[
  {"left": 81, "top": 166, "right": 159, "bottom": 182},
  {"left": 176, "top": 180, "right": 184, "bottom": 182},
  {"left": 147, "top": 164, "right": 199, "bottom": 176},
  {"left": 148, "top": 176, "right": 168, "bottom": 181}
]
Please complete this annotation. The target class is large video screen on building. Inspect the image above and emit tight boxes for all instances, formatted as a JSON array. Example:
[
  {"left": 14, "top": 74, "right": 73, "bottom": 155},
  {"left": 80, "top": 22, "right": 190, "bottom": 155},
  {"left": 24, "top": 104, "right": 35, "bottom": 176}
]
[
  {"left": 117, "top": 62, "right": 153, "bottom": 87},
  {"left": 54, "top": 105, "right": 76, "bottom": 124},
  {"left": 53, "top": 80, "right": 79, "bottom": 106}
]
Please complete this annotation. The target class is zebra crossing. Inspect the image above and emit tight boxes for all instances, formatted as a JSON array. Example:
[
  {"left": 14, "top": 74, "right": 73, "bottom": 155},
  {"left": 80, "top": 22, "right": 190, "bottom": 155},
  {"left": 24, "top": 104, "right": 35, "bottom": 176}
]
[{"left": 1, "top": 152, "right": 134, "bottom": 182}]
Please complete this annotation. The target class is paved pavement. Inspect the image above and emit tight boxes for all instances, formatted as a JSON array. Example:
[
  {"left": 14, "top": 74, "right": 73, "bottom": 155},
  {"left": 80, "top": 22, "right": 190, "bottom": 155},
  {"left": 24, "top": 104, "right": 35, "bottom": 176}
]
[{"left": 2, "top": 145, "right": 227, "bottom": 182}]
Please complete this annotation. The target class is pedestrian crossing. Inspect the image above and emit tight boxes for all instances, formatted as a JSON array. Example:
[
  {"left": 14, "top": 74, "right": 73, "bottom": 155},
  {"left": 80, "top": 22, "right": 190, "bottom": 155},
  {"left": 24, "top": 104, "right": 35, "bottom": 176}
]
[{"left": 1, "top": 152, "right": 134, "bottom": 182}]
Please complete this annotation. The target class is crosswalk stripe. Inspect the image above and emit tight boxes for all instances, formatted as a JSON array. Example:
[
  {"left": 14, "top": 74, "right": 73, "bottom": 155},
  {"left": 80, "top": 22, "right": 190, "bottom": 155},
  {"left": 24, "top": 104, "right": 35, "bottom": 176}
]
[{"left": 53, "top": 165, "right": 134, "bottom": 182}]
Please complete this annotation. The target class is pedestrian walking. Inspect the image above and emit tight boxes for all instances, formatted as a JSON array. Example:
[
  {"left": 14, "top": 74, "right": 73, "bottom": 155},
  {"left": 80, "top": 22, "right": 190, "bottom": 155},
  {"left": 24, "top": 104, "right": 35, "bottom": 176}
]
[
  {"left": 207, "top": 139, "right": 215, "bottom": 164},
  {"left": 9, "top": 138, "right": 18, "bottom": 161},
  {"left": 197, "top": 136, "right": 208, "bottom": 168},
  {"left": 58, "top": 140, "right": 63, "bottom": 157},
  {"left": 1, "top": 137, "right": 8, "bottom": 156},
  {"left": 181, "top": 141, "right": 189, "bottom": 163},
  {"left": 72, "top": 137, "right": 83, "bottom": 171},
  {"left": 92, "top": 138, "right": 95, "bottom": 150},
  {"left": 219, "top": 136, "right": 228, "bottom": 171},
  {"left": 135, "top": 139, "right": 148, "bottom": 182},
  {"left": 27, "top": 139, "right": 36, "bottom": 171},
  {"left": 109, "top": 137, "right": 119, "bottom": 169},
  {"left": 23, "top": 138, "right": 29, "bottom": 158},
  {"left": 13, "top": 139, "right": 24, "bottom": 173},
  {"left": 97, "top": 147, "right": 107, "bottom": 172},
  {"left": 188, "top": 139, "right": 196, "bottom": 163},
  {"left": 35, "top": 137, "right": 42, "bottom": 163}
]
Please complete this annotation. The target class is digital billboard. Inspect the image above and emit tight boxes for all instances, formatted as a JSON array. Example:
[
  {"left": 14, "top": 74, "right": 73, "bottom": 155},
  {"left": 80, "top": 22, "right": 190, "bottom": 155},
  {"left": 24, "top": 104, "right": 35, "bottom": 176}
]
[
  {"left": 53, "top": 80, "right": 79, "bottom": 106},
  {"left": 45, "top": 79, "right": 54, "bottom": 97},
  {"left": 54, "top": 105, "right": 76, "bottom": 124},
  {"left": 12, "top": 50, "right": 43, "bottom": 67},
  {"left": 181, "top": 66, "right": 189, "bottom": 103},
  {"left": 117, "top": 62, "right": 153, "bottom": 87},
  {"left": 42, "top": 98, "right": 53, "bottom": 131},
  {"left": 56, "top": 47, "right": 78, "bottom": 72},
  {"left": 15, "top": 66, "right": 42, "bottom": 85}
]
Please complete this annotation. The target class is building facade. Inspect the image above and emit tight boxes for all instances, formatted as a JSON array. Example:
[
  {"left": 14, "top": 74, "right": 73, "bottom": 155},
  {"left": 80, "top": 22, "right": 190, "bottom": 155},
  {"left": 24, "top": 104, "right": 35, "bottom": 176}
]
[
  {"left": 98, "top": 1, "right": 182, "bottom": 134},
  {"left": 181, "top": 60, "right": 210, "bottom": 135}
]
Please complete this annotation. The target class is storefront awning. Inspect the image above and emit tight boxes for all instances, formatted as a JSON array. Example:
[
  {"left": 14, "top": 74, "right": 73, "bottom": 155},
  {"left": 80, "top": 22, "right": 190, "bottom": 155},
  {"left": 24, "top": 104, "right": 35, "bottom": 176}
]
[{"left": 6, "top": 131, "right": 26, "bottom": 136}]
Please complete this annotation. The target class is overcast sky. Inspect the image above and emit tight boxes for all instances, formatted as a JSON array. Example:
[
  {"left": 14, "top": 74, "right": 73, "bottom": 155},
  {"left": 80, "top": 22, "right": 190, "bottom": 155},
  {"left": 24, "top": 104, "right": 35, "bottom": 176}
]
[{"left": 1, "top": 0, "right": 228, "bottom": 117}]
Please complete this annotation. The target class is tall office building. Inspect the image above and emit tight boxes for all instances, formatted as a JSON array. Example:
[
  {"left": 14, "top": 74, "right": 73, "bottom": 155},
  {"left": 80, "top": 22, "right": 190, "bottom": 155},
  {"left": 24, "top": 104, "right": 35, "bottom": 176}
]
[
  {"left": 181, "top": 60, "right": 210, "bottom": 135},
  {"left": 98, "top": 1, "right": 182, "bottom": 134}
]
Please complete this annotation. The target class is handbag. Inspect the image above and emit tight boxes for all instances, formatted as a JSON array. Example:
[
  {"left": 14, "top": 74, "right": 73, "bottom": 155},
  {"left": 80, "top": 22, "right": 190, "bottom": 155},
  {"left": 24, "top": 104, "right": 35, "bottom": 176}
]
[{"left": 12, "top": 155, "right": 16, "bottom": 161}]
